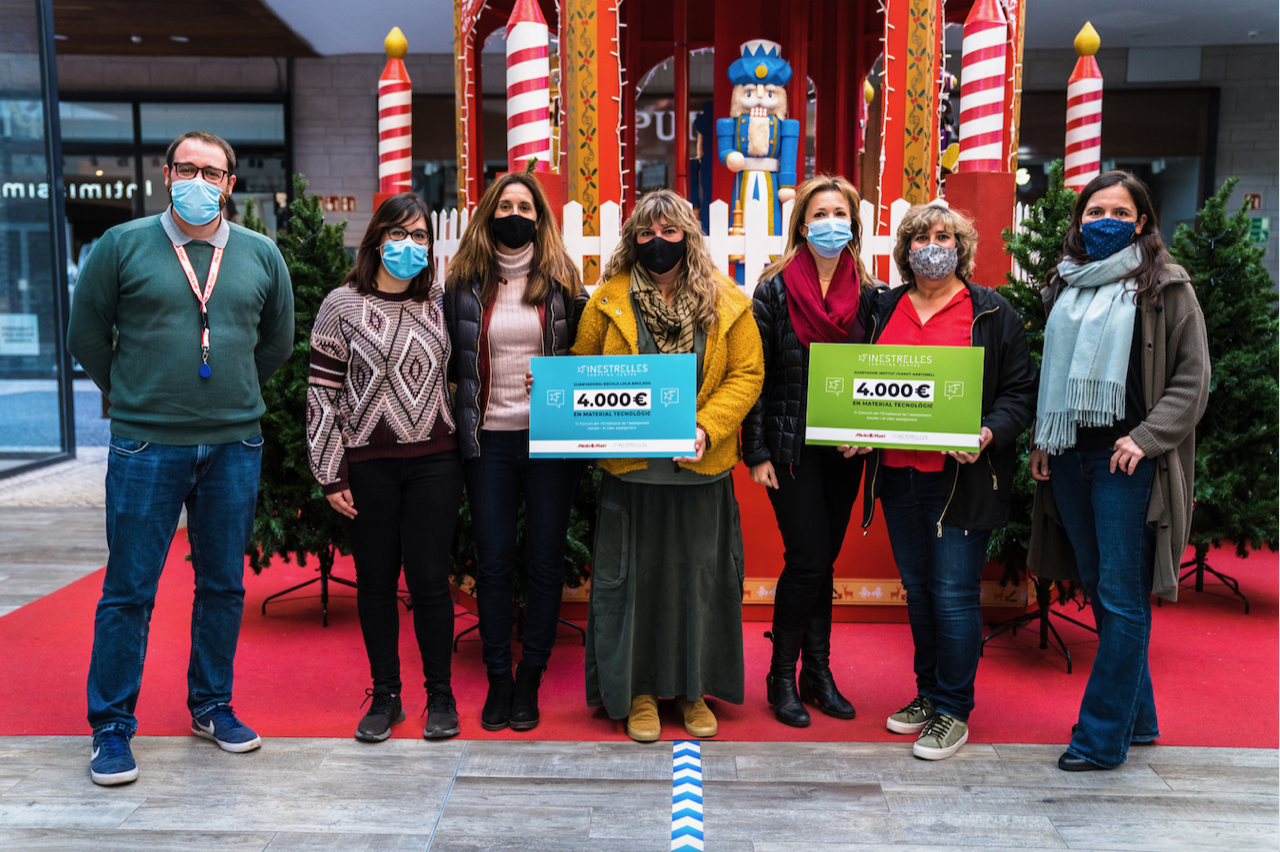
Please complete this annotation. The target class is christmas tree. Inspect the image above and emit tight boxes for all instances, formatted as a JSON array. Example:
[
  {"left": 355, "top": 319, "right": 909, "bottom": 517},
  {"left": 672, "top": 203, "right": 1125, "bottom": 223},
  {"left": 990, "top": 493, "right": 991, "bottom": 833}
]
[
  {"left": 990, "top": 159, "right": 1076, "bottom": 589},
  {"left": 247, "top": 176, "right": 353, "bottom": 582},
  {"left": 1170, "top": 178, "right": 1279, "bottom": 577}
]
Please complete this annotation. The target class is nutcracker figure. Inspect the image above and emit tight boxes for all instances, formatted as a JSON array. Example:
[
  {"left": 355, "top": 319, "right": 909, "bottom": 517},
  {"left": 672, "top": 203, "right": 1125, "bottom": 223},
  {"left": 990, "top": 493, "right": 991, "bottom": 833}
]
[{"left": 716, "top": 40, "right": 800, "bottom": 239}]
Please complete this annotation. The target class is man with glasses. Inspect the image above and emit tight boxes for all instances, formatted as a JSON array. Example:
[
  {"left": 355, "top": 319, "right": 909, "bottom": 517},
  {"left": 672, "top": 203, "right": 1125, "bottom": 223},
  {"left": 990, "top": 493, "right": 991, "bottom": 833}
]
[{"left": 68, "top": 131, "right": 295, "bottom": 786}]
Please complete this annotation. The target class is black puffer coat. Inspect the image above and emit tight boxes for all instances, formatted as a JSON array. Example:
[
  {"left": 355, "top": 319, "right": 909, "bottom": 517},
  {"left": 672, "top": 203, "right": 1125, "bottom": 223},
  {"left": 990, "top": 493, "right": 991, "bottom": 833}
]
[
  {"left": 443, "top": 275, "right": 586, "bottom": 459},
  {"left": 741, "top": 271, "right": 868, "bottom": 468}
]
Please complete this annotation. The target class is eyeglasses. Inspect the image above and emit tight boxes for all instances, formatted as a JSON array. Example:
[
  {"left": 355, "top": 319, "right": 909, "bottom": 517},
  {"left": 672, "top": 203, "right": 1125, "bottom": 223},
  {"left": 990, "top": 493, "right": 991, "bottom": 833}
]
[
  {"left": 171, "top": 162, "right": 230, "bottom": 183},
  {"left": 386, "top": 226, "right": 431, "bottom": 245}
]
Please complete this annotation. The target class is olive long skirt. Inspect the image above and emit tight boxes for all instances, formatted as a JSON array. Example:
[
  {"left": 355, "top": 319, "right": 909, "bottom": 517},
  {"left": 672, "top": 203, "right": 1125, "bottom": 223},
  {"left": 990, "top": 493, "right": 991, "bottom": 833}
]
[{"left": 585, "top": 471, "right": 746, "bottom": 720}]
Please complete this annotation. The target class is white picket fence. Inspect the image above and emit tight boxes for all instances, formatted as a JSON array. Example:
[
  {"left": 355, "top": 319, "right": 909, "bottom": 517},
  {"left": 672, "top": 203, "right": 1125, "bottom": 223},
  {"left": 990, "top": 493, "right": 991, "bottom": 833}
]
[{"left": 432, "top": 197, "right": 915, "bottom": 296}]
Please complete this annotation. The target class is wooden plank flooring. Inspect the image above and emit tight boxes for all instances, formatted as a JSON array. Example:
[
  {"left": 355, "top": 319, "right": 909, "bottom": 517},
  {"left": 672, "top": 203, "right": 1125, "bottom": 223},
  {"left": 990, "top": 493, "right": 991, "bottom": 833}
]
[{"left": 0, "top": 736, "right": 1274, "bottom": 851}]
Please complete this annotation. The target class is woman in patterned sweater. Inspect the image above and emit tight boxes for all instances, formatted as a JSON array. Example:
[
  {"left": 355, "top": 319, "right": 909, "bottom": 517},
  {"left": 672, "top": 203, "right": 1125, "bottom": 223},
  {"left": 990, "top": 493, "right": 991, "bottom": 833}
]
[{"left": 307, "top": 193, "right": 463, "bottom": 742}]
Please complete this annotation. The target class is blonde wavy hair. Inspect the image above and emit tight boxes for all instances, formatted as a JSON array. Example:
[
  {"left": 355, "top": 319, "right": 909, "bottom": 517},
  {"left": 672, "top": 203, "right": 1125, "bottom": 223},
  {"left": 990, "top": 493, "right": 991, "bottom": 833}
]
[
  {"left": 892, "top": 202, "right": 978, "bottom": 288},
  {"left": 760, "top": 175, "right": 871, "bottom": 287},
  {"left": 600, "top": 189, "right": 724, "bottom": 332}
]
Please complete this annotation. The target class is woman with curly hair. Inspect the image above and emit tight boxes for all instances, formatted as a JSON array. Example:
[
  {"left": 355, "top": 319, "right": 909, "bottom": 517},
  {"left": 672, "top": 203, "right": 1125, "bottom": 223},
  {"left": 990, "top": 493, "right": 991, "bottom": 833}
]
[
  {"left": 443, "top": 166, "right": 586, "bottom": 734},
  {"left": 573, "top": 189, "right": 764, "bottom": 742},
  {"left": 854, "top": 201, "right": 1035, "bottom": 760}
]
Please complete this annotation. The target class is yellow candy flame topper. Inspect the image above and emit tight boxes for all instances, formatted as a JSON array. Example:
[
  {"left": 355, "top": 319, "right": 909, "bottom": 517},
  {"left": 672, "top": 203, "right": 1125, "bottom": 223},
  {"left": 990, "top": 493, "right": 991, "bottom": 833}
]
[
  {"left": 385, "top": 27, "right": 408, "bottom": 59},
  {"left": 1074, "top": 22, "right": 1100, "bottom": 57}
]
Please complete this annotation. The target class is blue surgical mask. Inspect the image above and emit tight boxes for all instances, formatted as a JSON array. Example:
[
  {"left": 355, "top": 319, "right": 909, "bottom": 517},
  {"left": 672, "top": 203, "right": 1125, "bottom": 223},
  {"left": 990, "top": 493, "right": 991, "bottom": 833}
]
[
  {"left": 1081, "top": 217, "right": 1137, "bottom": 260},
  {"left": 170, "top": 177, "right": 224, "bottom": 226},
  {"left": 381, "top": 237, "right": 430, "bottom": 281},
  {"left": 805, "top": 218, "right": 853, "bottom": 258}
]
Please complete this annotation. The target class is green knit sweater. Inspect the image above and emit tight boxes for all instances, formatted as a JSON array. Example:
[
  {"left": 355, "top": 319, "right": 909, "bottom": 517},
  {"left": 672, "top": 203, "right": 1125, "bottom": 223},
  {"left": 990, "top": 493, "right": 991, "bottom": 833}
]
[{"left": 68, "top": 214, "right": 295, "bottom": 445}]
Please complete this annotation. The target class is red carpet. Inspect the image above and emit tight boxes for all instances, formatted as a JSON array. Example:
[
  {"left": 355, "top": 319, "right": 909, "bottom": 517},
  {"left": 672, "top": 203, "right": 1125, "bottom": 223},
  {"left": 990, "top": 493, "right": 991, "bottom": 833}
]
[{"left": 0, "top": 530, "right": 1274, "bottom": 746}]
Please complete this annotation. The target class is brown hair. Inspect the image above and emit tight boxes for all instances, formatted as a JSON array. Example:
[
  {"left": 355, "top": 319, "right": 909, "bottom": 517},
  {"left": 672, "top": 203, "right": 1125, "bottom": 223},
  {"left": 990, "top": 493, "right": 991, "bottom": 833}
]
[
  {"left": 760, "top": 174, "right": 872, "bottom": 287},
  {"left": 344, "top": 192, "right": 435, "bottom": 301},
  {"left": 445, "top": 164, "right": 582, "bottom": 306},
  {"left": 892, "top": 202, "right": 979, "bottom": 288},
  {"left": 600, "top": 190, "right": 725, "bottom": 332},
  {"left": 1060, "top": 170, "right": 1170, "bottom": 307},
  {"left": 165, "top": 131, "right": 237, "bottom": 175}
]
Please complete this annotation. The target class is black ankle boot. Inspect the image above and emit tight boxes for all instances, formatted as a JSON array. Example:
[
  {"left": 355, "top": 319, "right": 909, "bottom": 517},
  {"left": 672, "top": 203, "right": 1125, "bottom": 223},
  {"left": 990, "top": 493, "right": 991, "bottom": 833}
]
[
  {"left": 764, "top": 629, "right": 810, "bottom": 728},
  {"left": 509, "top": 662, "right": 544, "bottom": 731},
  {"left": 798, "top": 611, "right": 856, "bottom": 719},
  {"left": 481, "top": 669, "right": 514, "bottom": 731}
]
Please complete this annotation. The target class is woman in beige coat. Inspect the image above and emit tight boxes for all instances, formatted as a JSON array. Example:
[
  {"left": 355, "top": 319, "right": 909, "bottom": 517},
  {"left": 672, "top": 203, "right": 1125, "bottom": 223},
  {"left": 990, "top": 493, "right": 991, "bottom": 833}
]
[{"left": 1028, "top": 171, "right": 1209, "bottom": 772}]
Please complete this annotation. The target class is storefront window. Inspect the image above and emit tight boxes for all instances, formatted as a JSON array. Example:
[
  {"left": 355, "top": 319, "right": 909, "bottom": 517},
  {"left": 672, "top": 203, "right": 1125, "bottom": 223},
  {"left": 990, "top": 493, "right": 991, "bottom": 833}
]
[{"left": 0, "top": 0, "right": 73, "bottom": 474}]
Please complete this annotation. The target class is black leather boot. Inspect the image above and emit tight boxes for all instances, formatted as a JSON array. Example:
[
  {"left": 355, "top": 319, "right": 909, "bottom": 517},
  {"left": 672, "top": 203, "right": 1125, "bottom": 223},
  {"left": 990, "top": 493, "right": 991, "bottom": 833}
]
[
  {"left": 764, "top": 629, "right": 810, "bottom": 728},
  {"left": 798, "top": 609, "right": 856, "bottom": 719},
  {"left": 508, "top": 662, "right": 544, "bottom": 731},
  {"left": 481, "top": 669, "right": 514, "bottom": 731}
]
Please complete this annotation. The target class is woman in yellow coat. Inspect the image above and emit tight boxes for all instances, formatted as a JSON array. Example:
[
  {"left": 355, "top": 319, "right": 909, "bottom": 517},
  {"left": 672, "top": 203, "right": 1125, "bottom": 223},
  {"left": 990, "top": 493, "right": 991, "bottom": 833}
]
[{"left": 572, "top": 189, "right": 764, "bottom": 742}]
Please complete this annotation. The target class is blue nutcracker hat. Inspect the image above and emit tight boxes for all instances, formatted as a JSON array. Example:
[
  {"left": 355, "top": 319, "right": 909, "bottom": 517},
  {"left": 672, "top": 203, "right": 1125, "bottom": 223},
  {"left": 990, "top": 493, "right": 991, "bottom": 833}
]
[{"left": 727, "top": 39, "right": 793, "bottom": 87}]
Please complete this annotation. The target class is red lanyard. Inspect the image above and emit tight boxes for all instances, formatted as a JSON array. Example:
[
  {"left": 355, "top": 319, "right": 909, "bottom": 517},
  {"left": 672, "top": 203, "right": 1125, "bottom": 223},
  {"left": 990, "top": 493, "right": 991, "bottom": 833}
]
[{"left": 172, "top": 243, "right": 223, "bottom": 378}]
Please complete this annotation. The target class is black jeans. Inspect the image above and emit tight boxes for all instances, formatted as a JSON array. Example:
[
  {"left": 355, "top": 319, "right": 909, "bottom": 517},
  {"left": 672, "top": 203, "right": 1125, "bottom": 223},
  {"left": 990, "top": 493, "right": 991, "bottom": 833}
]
[
  {"left": 464, "top": 429, "right": 583, "bottom": 674},
  {"left": 765, "top": 445, "right": 864, "bottom": 636},
  {"left": 346, "top": 452, "right": 464, "bottom": 694}
]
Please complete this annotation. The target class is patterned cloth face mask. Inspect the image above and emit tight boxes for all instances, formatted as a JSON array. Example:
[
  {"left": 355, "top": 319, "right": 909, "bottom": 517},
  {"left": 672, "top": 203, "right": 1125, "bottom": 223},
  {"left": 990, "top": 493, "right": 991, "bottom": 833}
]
[
  {"left": 1081, "top": 217, "right": 1137, "bottom": 260},
  {"left": 908, "top": 243, "right": 959, "bottom": 281}
]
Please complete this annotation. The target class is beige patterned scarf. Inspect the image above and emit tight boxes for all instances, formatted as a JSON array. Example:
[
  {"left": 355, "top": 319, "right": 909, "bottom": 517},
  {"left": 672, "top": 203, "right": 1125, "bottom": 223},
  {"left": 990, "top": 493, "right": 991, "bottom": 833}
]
[{"left": 629, "top": 266, "right": 696, "bottom": 354}]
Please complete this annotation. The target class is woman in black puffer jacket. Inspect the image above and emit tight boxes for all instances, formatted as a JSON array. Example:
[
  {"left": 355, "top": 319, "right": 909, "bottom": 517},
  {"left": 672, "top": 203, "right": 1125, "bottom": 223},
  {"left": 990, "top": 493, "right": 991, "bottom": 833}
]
[
  {"left": 442, "top": 168, "right": 585, "bottom": 735},
  {"left": 743, "top": 175, "right": 874, "bottom": 728}
]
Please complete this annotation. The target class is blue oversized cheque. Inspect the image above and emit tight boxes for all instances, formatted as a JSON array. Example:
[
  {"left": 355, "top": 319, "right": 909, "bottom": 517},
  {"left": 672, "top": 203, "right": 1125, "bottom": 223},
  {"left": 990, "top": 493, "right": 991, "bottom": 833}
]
[{"left": 529, "top": 354, "right": 698, "bottom": 458}]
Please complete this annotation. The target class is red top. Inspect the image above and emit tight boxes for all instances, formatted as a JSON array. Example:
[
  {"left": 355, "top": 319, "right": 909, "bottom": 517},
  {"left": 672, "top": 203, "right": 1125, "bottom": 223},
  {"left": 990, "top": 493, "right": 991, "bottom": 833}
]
[{"left": 879, "top": 288, "right": 974, "bottom": 472}]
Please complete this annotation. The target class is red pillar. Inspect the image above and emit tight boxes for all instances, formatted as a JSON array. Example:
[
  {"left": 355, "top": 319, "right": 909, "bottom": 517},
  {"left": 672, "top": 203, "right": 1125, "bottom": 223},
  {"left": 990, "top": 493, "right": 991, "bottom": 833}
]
[
  {"left": 788, "top": 0, "right": 810, "bottom": 184},
  {"left": 674, "top": 0, "right": 689, "bottom": 198}
]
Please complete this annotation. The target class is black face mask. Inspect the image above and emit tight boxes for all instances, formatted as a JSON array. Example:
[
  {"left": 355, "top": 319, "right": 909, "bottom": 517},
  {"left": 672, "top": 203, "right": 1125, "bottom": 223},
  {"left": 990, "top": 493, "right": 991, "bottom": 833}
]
[
  {"left": 636, "top": 235, "right": 687, "bottom": 275},
  {"left": 491, "top": 214, "right": 537, "bottom": 250}
]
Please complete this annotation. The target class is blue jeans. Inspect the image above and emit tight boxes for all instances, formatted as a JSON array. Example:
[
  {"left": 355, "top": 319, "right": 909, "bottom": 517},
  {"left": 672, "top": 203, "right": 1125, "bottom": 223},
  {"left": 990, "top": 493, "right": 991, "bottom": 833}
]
[
  {"left": 879, "top": 466, "right": 990, "bottom": 722},
  {"left": 464, "top": 429, "right": 583, "bottom": 673},
  {"left": 87, "top": 436, "right": 263, "bottom": 735},
  {"left": 1051, "top": 450, "right": 1157, "bottom": 768}
]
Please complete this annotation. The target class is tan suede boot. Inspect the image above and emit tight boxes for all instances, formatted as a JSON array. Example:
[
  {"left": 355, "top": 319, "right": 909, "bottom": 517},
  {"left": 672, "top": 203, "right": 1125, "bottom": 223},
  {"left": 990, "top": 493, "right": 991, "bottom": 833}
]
[
  {"left": 626, "top": 694, "right": 661, "bottom": 742},
  {"left": 675, "top": 696, "right": 718, "bottom": 738}
]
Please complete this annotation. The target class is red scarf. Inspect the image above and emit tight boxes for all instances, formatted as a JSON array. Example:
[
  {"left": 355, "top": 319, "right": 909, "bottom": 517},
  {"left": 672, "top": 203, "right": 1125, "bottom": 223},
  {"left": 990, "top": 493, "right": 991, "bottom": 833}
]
[{"left": 781, "top": 248, "right": 862, "bottom": 348}]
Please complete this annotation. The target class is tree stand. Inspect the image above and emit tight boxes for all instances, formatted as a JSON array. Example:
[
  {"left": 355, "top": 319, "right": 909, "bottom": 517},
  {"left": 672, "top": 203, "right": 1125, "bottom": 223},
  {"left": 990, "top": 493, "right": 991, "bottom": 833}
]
[
  {"left": 453, "top": 604, "right": 585, "bottom": 653},
  {"left": 261, "top": 546, "right": 411, "bottom": 627},
  {"left": 1157, "top": 550, "right": 1249, "bottom": 614},
  {"left": 980, "top": 576, "right": 1097, "bottom": 673}
]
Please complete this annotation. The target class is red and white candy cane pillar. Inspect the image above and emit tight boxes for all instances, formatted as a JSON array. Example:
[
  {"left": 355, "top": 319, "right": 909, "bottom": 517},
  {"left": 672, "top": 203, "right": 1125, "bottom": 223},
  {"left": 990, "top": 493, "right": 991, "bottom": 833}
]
[
  {"left": 505, "top": 0, "right": 552, "bottom": 173},
  {"left": 955, "top": 0, "right": 1007, "bottom": 174},
  {"left": 944, "top": 0, "right": 1018, "bottom": 288},
  {"left": 374, "top": 27, "right": 412, "bottom": 210},
  {"left": 1065, "top": 22, "right": 1103, "bottom": 192}
]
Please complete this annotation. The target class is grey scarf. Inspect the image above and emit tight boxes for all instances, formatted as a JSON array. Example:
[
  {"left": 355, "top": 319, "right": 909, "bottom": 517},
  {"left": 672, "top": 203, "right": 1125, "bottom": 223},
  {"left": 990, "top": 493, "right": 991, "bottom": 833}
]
[{"left": 1034, "top": 245, "right": 1142, "bottom": 455}]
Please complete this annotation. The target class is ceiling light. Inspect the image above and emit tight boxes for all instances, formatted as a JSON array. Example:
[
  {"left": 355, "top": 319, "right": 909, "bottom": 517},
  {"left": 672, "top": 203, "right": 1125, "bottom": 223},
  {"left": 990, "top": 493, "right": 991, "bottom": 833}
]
[
  {"left": 170, "top": 36, "right": 189, "bottom": 43},
  {"left": 1015, "top": 168, "right": 1030, "bottom": 187},
  {"left": 95, "top": 170, "right": 104, "bottom": 176},
  {"left": 54, "top": 34, "right": 67, "bottom": 41},
  {"left": 131, "top": 36, "right": 142, "bottom": 44}
]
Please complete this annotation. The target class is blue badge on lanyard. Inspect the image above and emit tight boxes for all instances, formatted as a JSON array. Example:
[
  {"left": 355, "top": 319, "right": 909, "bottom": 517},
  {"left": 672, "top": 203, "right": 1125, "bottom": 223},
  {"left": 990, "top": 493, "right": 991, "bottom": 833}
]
[{"left": 173, "top": 243, "right": 223, "bottom": 379}]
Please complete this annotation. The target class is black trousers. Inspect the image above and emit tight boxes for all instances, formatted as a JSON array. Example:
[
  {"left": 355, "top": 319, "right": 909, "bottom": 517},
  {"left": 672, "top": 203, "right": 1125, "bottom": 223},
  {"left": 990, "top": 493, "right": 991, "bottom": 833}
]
[
  {"left": 765, "top": 445, "right": 864, "bottom": 637},
  {"left": 346, "top": 452, "right": 464, "bottom": 694}
]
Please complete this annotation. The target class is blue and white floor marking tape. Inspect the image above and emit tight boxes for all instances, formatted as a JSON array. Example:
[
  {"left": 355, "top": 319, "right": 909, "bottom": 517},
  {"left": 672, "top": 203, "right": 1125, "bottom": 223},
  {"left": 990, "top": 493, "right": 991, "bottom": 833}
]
[{"left": 671, "top": 740, "right": 705, "bottom": 851}]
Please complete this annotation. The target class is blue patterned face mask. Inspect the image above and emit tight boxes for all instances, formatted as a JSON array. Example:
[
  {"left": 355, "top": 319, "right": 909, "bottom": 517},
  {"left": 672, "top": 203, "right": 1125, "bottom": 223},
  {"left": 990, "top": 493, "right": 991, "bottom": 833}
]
[
  {"left": 381, "top": 237, "right": 430, "bottom": 280},
  {"left": 805, "top": 218, "right": 853, "bottom": 258},
  {"left": 1081, "top": 217, "right": 1137, "bottom": 260}
]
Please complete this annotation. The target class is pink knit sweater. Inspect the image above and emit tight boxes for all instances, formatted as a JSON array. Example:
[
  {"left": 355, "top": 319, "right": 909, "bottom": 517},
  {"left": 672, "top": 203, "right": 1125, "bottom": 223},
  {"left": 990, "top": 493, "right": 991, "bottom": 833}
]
[{"left": 483, "top": 245, "right": 543, "bottom": 430}]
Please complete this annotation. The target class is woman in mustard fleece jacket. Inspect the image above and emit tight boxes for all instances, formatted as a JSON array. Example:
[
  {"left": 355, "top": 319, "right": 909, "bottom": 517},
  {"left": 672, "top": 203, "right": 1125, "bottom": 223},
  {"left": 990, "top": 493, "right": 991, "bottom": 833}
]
[{"left": 572, "top": 189, "right": 764, "bottom": 743}]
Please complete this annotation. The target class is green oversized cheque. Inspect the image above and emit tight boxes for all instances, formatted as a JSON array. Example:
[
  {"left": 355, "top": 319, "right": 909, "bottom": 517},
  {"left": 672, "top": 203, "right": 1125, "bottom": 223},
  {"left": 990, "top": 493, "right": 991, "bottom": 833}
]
[{"left": 805, "top": 343, "right": 984, "bottom": 452}]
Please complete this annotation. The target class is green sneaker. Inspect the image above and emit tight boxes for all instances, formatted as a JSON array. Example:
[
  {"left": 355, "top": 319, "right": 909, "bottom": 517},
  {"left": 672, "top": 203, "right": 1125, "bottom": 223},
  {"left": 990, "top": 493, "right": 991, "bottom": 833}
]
[
  {"left": 912, "top": 713, "right": 968, "bottom": 760},
  {"left": 886, "top": 695, "right": 935, "bottom": 734}
]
